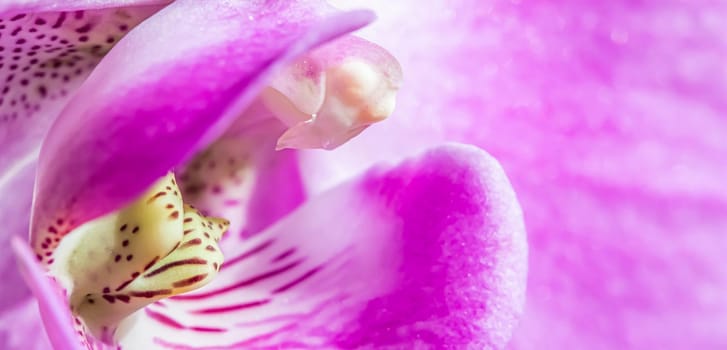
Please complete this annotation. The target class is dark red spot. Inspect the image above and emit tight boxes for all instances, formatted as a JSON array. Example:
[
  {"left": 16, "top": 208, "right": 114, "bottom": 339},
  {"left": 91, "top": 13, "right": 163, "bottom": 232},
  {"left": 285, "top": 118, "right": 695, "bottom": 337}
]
[
  {"left": 52, "top": 13, "right": 67, "bottom": 29},
  {"left": 145, "top": 258, "right": 208, "bottom": 278},
  {"left": 180, "top": 238, "right": 202, "bottom": 248},
  {"left": 130, "top": 289, "right": 171, "bottom": 298},
  {"left": 75, "top": 23, "right": 92, "bottom": 33},
  {"left": 143, "top": 256, "right": 160, "bottom": 271},
  {"left": 271, "top": 266, "right": 322, "bottom": 294},
  {"left": 148, "top": 191, "right": 166, "bottom": 202},
  {"left": 173, "top": 274, "right": 208, "bottom": 288}
]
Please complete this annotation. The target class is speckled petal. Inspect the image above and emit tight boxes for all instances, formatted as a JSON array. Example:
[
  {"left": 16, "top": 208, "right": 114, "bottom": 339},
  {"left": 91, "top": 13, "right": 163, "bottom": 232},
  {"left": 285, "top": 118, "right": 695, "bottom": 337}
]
[
  {"left": 29, "top": 0, "right": 374, "bottom": 263},
  {"left": 111, "top": 144, "right": 527, "bottom": 349},
  {"left": 0, "top": 3, "right": 165, "bottom": 348},
  {"left": 0, "top": 2, "right": 165, "bottom": 185}
]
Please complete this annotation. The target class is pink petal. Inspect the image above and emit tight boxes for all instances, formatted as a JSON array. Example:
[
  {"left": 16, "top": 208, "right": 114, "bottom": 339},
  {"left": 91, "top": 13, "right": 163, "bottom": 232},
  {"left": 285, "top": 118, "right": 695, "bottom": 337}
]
[
  {"left": 0, "top": 4, "right": 163, "bottom": 346},
  {"left": 30, "top": 1, "right": 374, "bottom": 262},
  {"left": 114, "top": 144, "right": 527, "bottom": 349},
  {"left": 177, "top": 114, "right": 306, "bottom": 239},
  {"left": 326, "top": 0, "right": 727, "bottom": 348},
  {"left": 11, "top": 237, "right": 79, "bottom": 349},
  {"left": 0, "top": 298, "right": 52, "bottom": 350},
  {"left": 0, "top": 1, "right": 169, "bottom": 13},
  {"left": 0, "top": 3, "right": 164, "bottom": 181}
]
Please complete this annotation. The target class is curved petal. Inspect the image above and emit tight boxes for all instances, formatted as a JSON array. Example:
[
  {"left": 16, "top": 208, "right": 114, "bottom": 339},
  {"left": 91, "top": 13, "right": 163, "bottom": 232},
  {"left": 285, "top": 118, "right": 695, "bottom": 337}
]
[
  {"left": 109, "top": 144, "right": 527, "bottom": 349},
  {"left": 325, "top": 0, "right": 727, "bottom": 348},
  {"left": 11, "top": 237, "right": 79, "bottom": 349},
  {"left": 178, "top": 114, "right": 306, "bottom": 239},
  {"left": 0, "top": 3, "right": 164, "bottom": 343},
  {"left": 30, "top": 1, "right": 375, "bottom": 261},
  {"left": 0, "top": 298, "right": 52, "bottom": 350},
  {"left": 0, "top": 1, "right": 169, "bottom": 14},
  {"left": 0, "top": 3, "right": 165, "bottom": 183}
]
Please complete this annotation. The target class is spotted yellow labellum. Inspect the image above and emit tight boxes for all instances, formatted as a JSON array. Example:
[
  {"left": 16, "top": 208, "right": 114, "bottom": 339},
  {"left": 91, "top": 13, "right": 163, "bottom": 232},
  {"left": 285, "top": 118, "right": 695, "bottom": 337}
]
[{"left": 51, "top": 173, "right": 229, "bottom": 340}]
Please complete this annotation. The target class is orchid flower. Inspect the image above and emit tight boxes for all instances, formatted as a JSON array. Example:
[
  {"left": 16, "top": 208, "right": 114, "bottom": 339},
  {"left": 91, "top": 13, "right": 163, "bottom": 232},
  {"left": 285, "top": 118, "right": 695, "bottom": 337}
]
[
  {"left": 4, "top": 0, "right": 725, "bottom": 349},
  {"left": 0, "top": 0, "right": 527, "bottom": 349}
]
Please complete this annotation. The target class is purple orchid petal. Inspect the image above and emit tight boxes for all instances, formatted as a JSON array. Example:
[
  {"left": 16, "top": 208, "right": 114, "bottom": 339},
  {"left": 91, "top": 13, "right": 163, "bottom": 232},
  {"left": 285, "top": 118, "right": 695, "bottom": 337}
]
[
  {"left": 177, "top": 114, "right": 306, "bottom": 240},
  {"left": 11, "top": 237, "right": 78, "bottom": 349},
  {"left": 105, "top": 144, "right": 527, "bottom": 349},
  {"left": 29, "top": 1, "right": 374, "bottom": 262},
  {"left": 0, "top": 4, "right": 165, "bottom": 347},
  {"left": 322, "top": 0, "right": 727, "bottom": 348},
  {"left": 0, "top": 3, "right": 164, "bottom": 184},
  {"left": 0, "top": 298, "right": 52, "bottom": 349},
  {"left": 0, "top": 1, "right": 169, "bottom": 14}
]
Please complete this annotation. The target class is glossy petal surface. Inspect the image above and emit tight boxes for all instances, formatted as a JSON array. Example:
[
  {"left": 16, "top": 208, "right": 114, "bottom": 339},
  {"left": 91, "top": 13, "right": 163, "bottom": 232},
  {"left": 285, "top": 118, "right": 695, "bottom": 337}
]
[
  {"left": 30, "top": 0, "right": 373, "bottom": 262},
  {"left": 0, "top": 2, "right": 164, "bottom": 347},
  {"left": 115, "top": 144, "right": 526, "bottom": 349}
]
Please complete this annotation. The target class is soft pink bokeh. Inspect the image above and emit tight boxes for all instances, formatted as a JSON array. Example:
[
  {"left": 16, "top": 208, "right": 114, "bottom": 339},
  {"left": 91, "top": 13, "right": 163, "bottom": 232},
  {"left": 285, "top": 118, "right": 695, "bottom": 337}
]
[{"left": 323, "top": 0, "right": 727, "bottom": 349}]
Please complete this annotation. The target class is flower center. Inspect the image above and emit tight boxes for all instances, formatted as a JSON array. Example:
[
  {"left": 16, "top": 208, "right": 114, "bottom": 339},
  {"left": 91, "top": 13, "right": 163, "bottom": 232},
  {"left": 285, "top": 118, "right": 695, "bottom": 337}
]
[
  {"left": 51, "top": 172, "right": 229, "bottom": 342},
  {"left": 39, "top": 34, "right": 402, "bottom": 346}
]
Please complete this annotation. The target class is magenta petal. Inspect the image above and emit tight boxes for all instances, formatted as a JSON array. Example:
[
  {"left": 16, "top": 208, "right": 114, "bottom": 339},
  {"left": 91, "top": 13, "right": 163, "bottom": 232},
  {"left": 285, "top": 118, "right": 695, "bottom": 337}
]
[
  {"left": 178, "top": 117, "right": 307, "bottom": 239},
  {"left": 0, "top": 4, "right": 164, "bottom": 174},
  {"left": 0, "top": 4, "right": 165, "bottom": 332},
  {"left": 0, "top": 1, "right": 169, "bottom": 13},
  {"left": 11, "top": 237, "right": 79, "bottom": 349},
  {"left": 121, "top": 144, "right": 526, "bottom": 349},
  {"left": 30, "top": 1, "right": 374, "bottom": 258},
  {"left": 0, "top": 298, "right": 53, "bottom": 349},
  {"left": 0, "top": 4, "right": 165, "bottom": 283}
]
